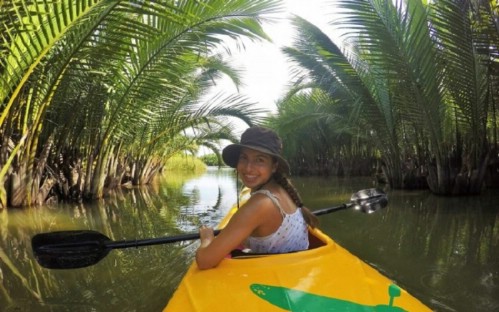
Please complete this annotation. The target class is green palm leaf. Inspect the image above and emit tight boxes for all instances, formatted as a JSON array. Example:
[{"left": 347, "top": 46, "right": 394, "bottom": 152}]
[{"left": 0, "top": 0, "right": 282, "bottom": 205}]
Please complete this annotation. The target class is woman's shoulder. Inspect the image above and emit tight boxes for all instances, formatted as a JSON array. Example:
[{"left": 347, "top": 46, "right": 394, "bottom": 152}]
[
  {"left": 227, "top": 194, "right": 277, "bottom": 231},
  {"left": 245, "top": 191, "right": 274, "bottom": 206},
  {"left": 237, "top": 191, "right": 276, "bottom": 214}
]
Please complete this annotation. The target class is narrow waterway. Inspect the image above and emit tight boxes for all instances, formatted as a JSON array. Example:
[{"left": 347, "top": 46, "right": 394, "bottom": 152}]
[{"left": 0, "top": 168, "right": 498, "bottom": 311}]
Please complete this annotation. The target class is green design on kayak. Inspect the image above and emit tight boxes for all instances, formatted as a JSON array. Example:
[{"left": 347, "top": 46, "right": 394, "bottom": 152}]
[{"left": 250, "top": 283, "right": 407, "bottom": 311}]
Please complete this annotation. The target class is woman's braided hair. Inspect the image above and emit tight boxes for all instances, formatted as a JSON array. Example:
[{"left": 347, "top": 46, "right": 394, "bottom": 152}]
[{"left": 273, "top": 171, "right": 319, "bottom": 228}]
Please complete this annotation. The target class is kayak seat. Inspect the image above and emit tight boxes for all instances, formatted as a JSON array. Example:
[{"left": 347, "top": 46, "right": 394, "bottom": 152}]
[{"left": 230, "top": 230, "right": 326, "bottom": 259}]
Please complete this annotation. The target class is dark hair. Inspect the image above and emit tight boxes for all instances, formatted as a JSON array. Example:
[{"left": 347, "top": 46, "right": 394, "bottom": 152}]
[{"left": 273, "top": 171, "right": 319, "bottom": 228}]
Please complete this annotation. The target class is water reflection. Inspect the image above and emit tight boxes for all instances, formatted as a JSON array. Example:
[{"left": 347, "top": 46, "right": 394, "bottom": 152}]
[
  {"left": 0, "top": 167, "right": 237, "bottom": 312},
  {"left": 305, "top": 182, "right": 499, "bottom": 312},
  {"left": 176, "top": 167, "right": 238, "bottom": 231},
  {"left": 0, "top": 170, "right": 497, "bottom": 311}
]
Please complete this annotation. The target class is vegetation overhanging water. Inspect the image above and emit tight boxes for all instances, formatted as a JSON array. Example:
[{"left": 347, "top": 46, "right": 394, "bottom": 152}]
[{"left": 0, "top": 168, "right": 498, "bottom": 312}]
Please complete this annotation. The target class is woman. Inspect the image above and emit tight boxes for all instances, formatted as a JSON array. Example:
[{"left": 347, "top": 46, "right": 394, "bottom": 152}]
[{"left": 195, "top": 126, "right": 318, "bottom": 269}]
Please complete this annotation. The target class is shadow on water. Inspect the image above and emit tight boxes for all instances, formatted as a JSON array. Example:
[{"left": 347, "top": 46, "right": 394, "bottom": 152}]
[{"left": 0, "top": 170, "right": 497, "bottom": 311}]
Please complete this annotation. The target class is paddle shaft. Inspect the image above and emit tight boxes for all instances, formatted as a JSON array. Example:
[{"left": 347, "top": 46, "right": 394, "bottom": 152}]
[
  {"left": 34, "top": 202, "right": 354, "bottom": 253},
  {"left": 107, "top": 230, "right": 222, "bottom": 249},
  {"left": 105, "top": 202, "right": 358, "bottom": 249},
  {"left": 313, "top": 203, "right": 351, "bottom": 216}
]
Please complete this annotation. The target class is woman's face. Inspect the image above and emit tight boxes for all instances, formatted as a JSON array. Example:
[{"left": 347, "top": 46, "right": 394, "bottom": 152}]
[{"left": 236, "top": 147, "right": 277, "bottom": 189}]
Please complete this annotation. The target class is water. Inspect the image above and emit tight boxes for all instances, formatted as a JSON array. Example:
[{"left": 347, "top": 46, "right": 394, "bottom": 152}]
[{"left": 0, "top": 168, "right": 498, "bottom": 311}]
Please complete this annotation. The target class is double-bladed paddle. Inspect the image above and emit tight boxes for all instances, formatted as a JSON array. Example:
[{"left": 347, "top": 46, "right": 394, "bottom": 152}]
[{"left": 31, "top": 188, "right": 387, "bottom": 269}]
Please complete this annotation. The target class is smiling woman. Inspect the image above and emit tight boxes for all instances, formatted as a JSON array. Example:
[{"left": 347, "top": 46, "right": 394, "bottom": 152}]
[{"left": 195, "top": 126, "right": 318, "bottom": 269}]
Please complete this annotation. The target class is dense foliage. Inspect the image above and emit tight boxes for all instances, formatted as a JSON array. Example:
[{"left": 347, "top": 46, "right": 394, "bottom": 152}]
[
  {"left": 164, "top": 155, "right": 207, "bottom": 174},
  {"left": 199, "top": 153, "right": 223, "bottom": 167},
  {"left": 0, "top": 0, "right": 279, "bottom": 207},
  {"left": 1, "top": 0, "right": 497, "bottom": 208},
  {"left": 273, "top": 0, "right": 498, "bottom": 195}
]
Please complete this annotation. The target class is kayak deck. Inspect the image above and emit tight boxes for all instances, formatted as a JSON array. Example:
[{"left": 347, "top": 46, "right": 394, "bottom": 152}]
[{"left": 164, "top": 207, "right": 432, "bottom": 311}]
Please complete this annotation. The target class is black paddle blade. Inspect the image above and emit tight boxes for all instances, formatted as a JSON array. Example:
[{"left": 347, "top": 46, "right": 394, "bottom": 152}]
[
  {"left": 351, "top": 188, "right": 388, "bottom": 213},
  {"left": 32, "top": 230, "right": 111, "bottom": 269}
]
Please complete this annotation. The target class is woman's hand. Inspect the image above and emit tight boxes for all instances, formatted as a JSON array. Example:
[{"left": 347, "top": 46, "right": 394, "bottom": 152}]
[
  {"left": 196, "top": 225, "right": 221, "bottom": 270},
  {"left": 199, "top": 225, "right": 215, "bottom": 248}
]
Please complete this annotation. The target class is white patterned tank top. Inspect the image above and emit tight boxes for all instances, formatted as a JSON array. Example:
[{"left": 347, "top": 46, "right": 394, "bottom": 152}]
[{"left": 245, "top": 189, "right": 309, "bottom": 253}]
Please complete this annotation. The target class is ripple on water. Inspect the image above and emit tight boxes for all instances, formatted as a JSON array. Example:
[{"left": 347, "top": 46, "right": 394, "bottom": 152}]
[{"left": 419, "top": 266, "right": 499, "bottom": 312}]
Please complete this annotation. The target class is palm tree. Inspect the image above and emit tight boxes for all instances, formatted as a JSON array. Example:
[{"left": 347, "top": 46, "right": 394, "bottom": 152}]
[
  {"left": 281, "top": 0, "right": 498, "bottom": 194},
  {"left": 281, "top": 15, "right": 405, "bottom": 185},
  {"left": 0, "top": 0, "right": 281, "bottom": 207},
  {"left": 267, "top": 88, "right": 376, "bottom": 176}
]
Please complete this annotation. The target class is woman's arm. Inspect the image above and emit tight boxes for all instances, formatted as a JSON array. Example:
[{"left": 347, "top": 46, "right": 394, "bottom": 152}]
[{"left": 195, "top": 196, "right": 270, "bottom": 270}]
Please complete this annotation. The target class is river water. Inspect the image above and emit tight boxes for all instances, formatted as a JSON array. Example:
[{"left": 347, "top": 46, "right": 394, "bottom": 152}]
[{"left": 0, "top": 167, "right": 498, "bottom": 311}]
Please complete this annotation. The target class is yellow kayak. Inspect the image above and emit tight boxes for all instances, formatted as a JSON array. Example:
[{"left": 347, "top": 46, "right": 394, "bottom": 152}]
[{"left": 164, "top": 198, "right": 432, "bottom": 311}]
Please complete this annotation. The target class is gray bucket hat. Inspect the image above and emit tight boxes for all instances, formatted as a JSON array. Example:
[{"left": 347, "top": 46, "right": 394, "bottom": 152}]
[{"left": 222, "top": 126, "right": 290, "bottom": 175}]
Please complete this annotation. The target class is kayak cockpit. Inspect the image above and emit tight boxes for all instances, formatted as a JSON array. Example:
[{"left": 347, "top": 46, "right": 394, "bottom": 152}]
[{"left": 307, "top": 228, "right": 328, "bottom": 249}]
